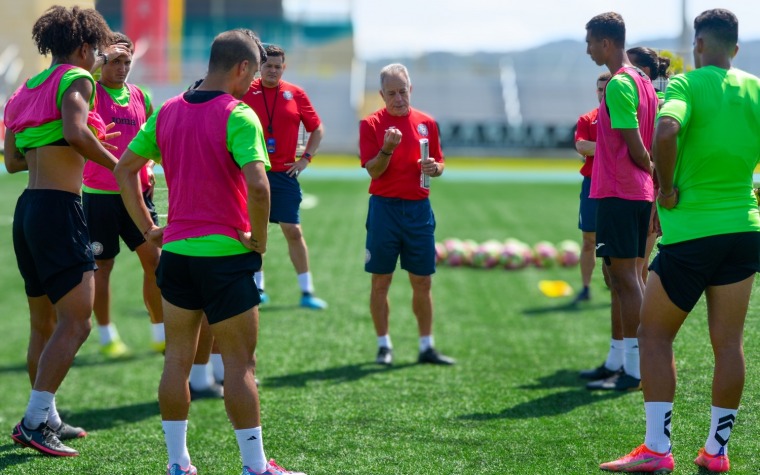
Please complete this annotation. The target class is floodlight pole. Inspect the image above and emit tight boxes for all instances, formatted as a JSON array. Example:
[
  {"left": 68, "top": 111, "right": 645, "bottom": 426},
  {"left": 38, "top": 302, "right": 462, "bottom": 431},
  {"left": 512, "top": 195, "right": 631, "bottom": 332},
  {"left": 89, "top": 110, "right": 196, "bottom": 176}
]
[{"left": 679, "top": 0, "right": 693, "bottom": 69}]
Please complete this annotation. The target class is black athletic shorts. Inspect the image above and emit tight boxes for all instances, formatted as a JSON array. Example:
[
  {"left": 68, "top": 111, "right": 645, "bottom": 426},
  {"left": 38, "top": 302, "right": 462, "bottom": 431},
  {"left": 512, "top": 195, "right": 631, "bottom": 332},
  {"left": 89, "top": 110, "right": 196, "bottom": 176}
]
[
  {"left": 649, "top": 232, "right": 760, "bottom": 312},
  {"left": 83, "top": 191, "right": 159, "bottom": 260},
  {"left": 156, "top": 250, "right": 262, "bottom": 324},
  {"left": 595, "top": 197, "right": 652, "bottom": 262},
  {"left": 12, "top": 189, "right": 96, "bottom": 303}
]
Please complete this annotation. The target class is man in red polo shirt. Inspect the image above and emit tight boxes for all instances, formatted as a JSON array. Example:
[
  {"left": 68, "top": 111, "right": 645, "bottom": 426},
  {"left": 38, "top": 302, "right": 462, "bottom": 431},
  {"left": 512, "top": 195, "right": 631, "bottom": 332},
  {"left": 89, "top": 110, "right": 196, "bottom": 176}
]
[
  {"left": 359, "top": 63, "right": 454, "bottom": 366},
  {"left": 573, "top": 71, "right": 610, "bottom": 305},
  {"left": 242, "top": 44, "right": 327, "bottom": 310}
]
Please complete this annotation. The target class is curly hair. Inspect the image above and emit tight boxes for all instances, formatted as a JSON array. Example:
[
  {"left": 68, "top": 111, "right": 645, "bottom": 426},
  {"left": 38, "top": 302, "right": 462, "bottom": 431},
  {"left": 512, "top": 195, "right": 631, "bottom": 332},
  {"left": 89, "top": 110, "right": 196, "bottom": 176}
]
[{"left": 32, "top": 5, "right": 113, "bottom": 58}]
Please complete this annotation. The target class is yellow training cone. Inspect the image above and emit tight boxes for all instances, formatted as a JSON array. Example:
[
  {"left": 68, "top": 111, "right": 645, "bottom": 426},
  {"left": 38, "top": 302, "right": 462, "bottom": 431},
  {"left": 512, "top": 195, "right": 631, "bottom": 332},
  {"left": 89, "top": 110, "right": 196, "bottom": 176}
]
[{"left": 538, "top": 280, "right": 573, "bottom": 298}]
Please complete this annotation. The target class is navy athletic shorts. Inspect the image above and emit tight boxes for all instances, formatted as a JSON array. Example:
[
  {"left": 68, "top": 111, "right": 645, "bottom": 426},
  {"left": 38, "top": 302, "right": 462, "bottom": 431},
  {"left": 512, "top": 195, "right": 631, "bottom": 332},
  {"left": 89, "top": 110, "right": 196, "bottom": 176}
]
[
  {"left": 649, "top": 231, "right": 760, "bottom": 312},
  {"left": 83, "top": 191, "right": 159, "bottom": 260},
  {"left": 578, "top": 176, "right": 598, "bottom": 232},
  {"left": 12, "top": 189, "right": 96, "bottom": 303},
  {"left": 267, "top": 171, "right": 302, "bottom": 224},
  {"left": 365, "top": 195, "right": 436, "bottom": 276}
]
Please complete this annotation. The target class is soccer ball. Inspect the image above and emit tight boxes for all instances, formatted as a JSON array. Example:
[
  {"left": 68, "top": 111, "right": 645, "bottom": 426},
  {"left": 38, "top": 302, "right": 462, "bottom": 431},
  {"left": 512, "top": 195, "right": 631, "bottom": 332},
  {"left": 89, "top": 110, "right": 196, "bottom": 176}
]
[
  {"left": 435, "top": 242, "right": 447, "bottom": 265},
  {"left": 533, "top": 241, "right": 558, "bottom": 268},
  {"left": 443, "top": 238, "right": 466, "bottom": 267},
  {"left": 501, "top": 238, "right": 529, "bottom": 270},
  {"left": 460, "top": 239, "right": 478, "bottom": 266},
  {"left": 556, "top": 240, "right": 581, "bottom": 267},
  {"left": 472, "top": 240, "right": 502, "bottom": 269}
]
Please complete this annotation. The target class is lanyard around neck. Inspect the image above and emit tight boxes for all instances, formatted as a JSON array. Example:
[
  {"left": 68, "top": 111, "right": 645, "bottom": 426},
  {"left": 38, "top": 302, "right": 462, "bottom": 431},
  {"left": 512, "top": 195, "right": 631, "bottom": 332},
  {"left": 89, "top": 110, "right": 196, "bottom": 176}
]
[{"left": 261, "top": 83, "right": 280, "bottom": 135}]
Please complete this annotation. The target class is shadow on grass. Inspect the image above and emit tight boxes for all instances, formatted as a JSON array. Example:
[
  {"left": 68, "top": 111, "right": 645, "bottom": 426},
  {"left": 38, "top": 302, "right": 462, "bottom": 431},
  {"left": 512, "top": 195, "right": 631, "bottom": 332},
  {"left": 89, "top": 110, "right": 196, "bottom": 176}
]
[
  {"left": 266, "top": 362, "right": 417, "bottom": 388},
  {"left": 459, "top": 388, "right": 627, "bottom": 420},
  {"left": 67, "top": 400, "right": 160, "bottom": 431},
  {"left": 71, "top": 350, "right": 159, "bottom": 368},
  {"left": 0, "top": 443, "right": 35, "bottom": 473},
  {"left": 0, "top": 349, "right": 158, "bottom": 376},
  {"left": 459, "top": 368, "right": 630, "bottom": 420},
  {"left": 0, "top": 362, "right": 27, "bottom": 375},
  {"left": 258, "top": 304, "right": 305, "bottom": 313},
  {"left": 517, "top": 368, "right": 587, "bottom": 389},
  {"left": 522, "top": 301, "right": 609, "bottom": 316}
]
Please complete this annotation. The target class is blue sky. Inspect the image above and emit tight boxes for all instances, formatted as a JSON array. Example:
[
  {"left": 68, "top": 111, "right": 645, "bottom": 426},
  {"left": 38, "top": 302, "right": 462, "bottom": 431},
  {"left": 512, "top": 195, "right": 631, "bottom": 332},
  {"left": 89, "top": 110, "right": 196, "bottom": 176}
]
[{"left": 285, "top": 0, "right": 760, "bottom": 59}]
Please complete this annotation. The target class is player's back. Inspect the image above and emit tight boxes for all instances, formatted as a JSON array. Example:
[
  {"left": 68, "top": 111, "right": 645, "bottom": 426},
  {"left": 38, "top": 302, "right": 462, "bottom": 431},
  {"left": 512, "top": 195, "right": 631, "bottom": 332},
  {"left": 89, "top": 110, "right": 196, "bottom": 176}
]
[
  {"left": 677, "top": 66, "right": 760, "bottom": 168},
  {"left": 658, "top": 66, "right": 760, "bottom": 244}
]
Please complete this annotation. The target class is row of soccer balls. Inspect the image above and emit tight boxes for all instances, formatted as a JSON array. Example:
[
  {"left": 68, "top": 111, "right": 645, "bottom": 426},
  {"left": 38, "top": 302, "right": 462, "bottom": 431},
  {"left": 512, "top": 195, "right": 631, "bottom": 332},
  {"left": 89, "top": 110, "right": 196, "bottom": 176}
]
[{"left": 436, "top": 238, "right": 582, "bottom": 269}]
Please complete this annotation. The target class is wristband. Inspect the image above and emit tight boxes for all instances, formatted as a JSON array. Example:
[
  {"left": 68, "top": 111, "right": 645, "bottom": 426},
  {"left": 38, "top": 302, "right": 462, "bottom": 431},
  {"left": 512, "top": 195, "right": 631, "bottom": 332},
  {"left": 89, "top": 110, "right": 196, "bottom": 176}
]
[
  {"left": 143, "top": 226, "right": 152, "bottom": 237},
  {"left": 379, "top": 149, "right": 392, "bottom": 157},
  {"left": 658, "top": 188, "right": 676, "bottom": 198},
  {"left": 302, "top": 152, "right": 313, "bottom": 162},
  {"left": 98, "top": 52, "right": 108, "bottom": 64}
]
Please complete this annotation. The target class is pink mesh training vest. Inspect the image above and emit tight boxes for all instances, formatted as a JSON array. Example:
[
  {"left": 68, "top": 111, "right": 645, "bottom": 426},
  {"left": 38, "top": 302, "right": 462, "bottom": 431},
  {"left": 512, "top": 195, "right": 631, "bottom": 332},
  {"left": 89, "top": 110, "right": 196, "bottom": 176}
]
[
  {"left": 590, "top": 67, "right": 658, "bottom": 201},
  {"left": 4, "top": 65, "right": 78, "bottom": 133},
  {"left": 83, "top": 83, "right": 149, "bottom": 192},
  {"left": 156, "top": 93, "right": 250, "bottom": 244}
]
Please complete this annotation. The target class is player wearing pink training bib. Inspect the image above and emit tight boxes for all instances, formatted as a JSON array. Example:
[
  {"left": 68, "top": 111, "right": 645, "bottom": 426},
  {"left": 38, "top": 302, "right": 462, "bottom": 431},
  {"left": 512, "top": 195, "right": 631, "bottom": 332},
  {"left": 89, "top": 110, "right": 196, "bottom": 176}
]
[
  {"left": 115, "top": 29, "right": 306, "bottom": 475},
  {"left": 5, "top": 5, "right": 118, "bottom": 458},
  {"left": 82, "top": 32, "right": 164, "bottom": 358},
  {"left": 583, "top": 12, "right": 658, "bottom": 393}
]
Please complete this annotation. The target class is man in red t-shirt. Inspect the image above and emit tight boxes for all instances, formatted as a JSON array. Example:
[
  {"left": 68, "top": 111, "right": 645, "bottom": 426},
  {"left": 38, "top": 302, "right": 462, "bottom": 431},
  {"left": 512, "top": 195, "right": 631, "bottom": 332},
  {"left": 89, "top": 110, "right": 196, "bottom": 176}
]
[
  {"left": 359, "top": 63, "right": 454, "bottom": 366},
  {"left": 573, "top": 71, "right": 610, "bottom": 304},
  {"left": 242, "top": 44, "right": 327, "bottom": 310}
]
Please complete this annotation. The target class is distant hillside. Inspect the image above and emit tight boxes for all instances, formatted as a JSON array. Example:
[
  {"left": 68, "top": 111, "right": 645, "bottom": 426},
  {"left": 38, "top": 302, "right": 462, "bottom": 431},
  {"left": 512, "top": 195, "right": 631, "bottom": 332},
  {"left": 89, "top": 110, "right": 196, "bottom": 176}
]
[{"left": 368, "top": 37, "right": 760, "bottom": 127}]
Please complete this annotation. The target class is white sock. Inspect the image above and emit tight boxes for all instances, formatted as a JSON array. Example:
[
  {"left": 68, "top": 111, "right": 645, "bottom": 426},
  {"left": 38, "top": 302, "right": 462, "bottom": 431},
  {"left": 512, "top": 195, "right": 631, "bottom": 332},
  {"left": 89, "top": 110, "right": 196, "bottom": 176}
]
[
  {"left": 604, "top": 339, "right": 624, "bottom": 371},
  {"left": 235, "top": 426, "right": 266, "bottom": 473},
  {"left": 189, "top": 364, "right": 213, "bottom": 390},
  {"left": 705, "top": 406, "right": 737, "bottom": 456},
  {"left": 254, "top": 271, "right": 265, "bottom": 291},
  {"left": 162, "top": 420, "right": 191, "bottom": 467},
  {"left": 98, "top": 324, "right": 119, "bottom": 345},
  {"left": 24, "top": 390, "right": 54, "bottom": 428},
  {"left": 623, "top": 337, "right": 640, "bottom": 379},
  {"left": 152, "top": 323, "right": 165, "bottom": 343},
  {"left": 297, "top": 272, "right": 314, "bottom": 294},
  {"left": 419, "top": 335, "right": 434, "bottom": 352},
  {"left": 210, "top": 353, "right": 225, "bottom": 383},
  {"left": 377, "top": 335, "right": 392, "bottom": 349},
  {"left": 644, "top": 402, "right": 673, "bottom": 454},
  {"left": 47, "top": 397, "right": 62, "bottom": 430}
]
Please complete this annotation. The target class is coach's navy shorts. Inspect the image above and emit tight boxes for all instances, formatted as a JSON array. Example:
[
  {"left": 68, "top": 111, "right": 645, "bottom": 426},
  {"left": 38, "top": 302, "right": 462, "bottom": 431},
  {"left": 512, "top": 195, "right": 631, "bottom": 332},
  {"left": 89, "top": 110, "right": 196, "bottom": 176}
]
[
  {"left": 156, "top": 250, "right": 262, "bottom": 324},
  {"left": 365, "top": 195, "right": 436, "bottom": 276},
  {"left": 595, "top": 197, "right": 652, "bottom": 262},
  {"left": 649, "top": 231, "right": 760, "bottom": 312},
  {"left": 267, "top": 171, "right": 302, "bottom": 224},
  {"left": 83, "top": 191, "right": 159, "bottom": 260},
  {"left": 12, "top": 189, "right": 96, "bottom": 303},
  {"left": 578, "top": 176, "right": 598, "bottom": 232}
]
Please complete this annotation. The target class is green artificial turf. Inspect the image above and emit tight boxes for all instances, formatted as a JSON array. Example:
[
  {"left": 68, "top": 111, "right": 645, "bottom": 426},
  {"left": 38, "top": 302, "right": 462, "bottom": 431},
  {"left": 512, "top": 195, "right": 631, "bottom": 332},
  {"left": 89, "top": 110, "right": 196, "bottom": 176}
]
[{"left": 0, "top": 162, "right": 759, "bottom": 474}]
